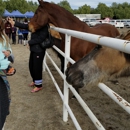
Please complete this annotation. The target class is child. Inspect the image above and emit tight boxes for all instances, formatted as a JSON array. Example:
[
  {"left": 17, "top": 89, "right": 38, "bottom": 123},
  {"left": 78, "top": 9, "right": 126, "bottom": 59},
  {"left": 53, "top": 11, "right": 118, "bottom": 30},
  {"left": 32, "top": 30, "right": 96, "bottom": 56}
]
[
  {"left": 18, "top": 28, "right": 23, "bottom": 44},
  {"left": 5, "top": 54, "right": 16, "bottom": 76},
  {"left": 0, "top": 18, "right": 16, "bottom": 76}
]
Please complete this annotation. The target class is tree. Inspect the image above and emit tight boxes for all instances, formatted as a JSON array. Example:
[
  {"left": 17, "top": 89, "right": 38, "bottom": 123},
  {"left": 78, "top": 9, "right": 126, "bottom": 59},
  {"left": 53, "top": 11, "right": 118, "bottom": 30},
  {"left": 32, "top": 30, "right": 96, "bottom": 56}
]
[
  {"left": 27, "top": 1, "right": 38, "bottom": 13},
  {"left": 5, "top": 0, "right": 28, "bottom": 13},
  {"left": 95, "top": 3, "right": 113, "bottom": 19},
  {"left": 57, "top": 0, "right": 73, "bottom": 13},
  {"left": 4, "top": 0, "right": 38, "bottom": 13},
  {"left": 0, "top": 0, "right": 6, "bottom": 15},
  {"left": 110, "top": 2, "right": 130, "bottom": 19},
  {"left": 77, "top": 4, "right": 91, "bottom": 14}
]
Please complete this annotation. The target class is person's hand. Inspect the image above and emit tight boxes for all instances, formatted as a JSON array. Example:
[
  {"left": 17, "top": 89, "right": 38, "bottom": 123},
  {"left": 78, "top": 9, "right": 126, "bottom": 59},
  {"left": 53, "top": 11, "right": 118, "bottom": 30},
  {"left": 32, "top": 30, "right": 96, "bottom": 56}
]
[
  {"left": 8, "top": 17, "right": 15, "bottom": 26},
  {"left": 2, "top": 50, "right": 11, "bottom": 57}
]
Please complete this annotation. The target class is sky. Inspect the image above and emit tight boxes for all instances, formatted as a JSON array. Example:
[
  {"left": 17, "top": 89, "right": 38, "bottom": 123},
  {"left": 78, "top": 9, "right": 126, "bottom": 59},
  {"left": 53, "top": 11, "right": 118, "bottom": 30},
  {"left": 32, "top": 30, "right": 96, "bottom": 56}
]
[{"left": 29, "top": 0, "right": 129, "bottom": 9}]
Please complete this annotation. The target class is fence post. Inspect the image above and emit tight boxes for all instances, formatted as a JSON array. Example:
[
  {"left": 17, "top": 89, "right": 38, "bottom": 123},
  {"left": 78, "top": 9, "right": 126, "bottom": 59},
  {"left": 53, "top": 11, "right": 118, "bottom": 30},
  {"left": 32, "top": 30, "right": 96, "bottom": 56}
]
[
  {"left": 43, "top": 52, "right": 47, "bottom": 72},
  {"left": 63, "top": 34, "right": 71, "bottom": 122}
]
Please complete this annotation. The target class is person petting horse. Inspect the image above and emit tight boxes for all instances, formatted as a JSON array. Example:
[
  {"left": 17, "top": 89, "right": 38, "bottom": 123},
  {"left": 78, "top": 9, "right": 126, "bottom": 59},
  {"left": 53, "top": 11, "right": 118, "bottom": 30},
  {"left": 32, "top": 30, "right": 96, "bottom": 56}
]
[{"left": 8, "top": 17, "right": 50, "bottom": 93}]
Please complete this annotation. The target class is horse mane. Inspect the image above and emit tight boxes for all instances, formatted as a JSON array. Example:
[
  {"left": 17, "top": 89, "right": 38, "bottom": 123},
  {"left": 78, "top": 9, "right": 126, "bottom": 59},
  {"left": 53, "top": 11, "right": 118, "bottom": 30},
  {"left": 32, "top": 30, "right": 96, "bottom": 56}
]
[
  {"left": 115, "top": 30, "right": 130, "bottom": 62},
  {"left": 117, "top": 29, "right": 130, "bottom": 40},
  {"left": 41, "top": 1, "right": 83, "bottom": 24}
]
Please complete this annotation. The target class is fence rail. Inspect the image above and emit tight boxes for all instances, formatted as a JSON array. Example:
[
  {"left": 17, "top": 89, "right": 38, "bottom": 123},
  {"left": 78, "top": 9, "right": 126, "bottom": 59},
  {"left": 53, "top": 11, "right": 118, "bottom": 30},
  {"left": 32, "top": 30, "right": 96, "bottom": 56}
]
[{"left": 43, "top": 26, "right": 130, "bottom": 130}]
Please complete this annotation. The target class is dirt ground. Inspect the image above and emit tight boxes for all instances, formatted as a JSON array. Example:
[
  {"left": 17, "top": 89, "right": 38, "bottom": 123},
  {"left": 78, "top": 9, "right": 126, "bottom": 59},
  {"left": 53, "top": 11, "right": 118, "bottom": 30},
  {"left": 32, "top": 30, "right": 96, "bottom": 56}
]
[{"left": 4, "top": 27, "right": 130, "bottom": 130}]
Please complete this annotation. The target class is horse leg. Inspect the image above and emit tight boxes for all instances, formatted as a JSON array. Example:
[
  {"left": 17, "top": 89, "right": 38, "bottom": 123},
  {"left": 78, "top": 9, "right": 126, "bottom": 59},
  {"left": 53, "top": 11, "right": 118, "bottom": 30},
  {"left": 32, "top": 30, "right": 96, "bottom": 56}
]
[{"left": 58, "top": 53, "right": 64, "bottom": 73}]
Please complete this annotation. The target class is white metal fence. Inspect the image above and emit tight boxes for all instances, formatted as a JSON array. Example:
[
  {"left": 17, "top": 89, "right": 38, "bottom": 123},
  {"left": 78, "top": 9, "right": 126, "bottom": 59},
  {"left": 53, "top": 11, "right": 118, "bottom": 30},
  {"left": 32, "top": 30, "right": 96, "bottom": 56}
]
[{"left": 43, "top": 26, "right": 130, "bottom": 130}]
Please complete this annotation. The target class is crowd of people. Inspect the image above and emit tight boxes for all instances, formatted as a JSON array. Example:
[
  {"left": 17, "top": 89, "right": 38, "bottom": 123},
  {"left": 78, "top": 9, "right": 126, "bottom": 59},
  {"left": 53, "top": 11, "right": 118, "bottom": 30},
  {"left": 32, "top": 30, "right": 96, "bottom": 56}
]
[{"left": 4, "top": 18, "right": 29, "bottom": 45}]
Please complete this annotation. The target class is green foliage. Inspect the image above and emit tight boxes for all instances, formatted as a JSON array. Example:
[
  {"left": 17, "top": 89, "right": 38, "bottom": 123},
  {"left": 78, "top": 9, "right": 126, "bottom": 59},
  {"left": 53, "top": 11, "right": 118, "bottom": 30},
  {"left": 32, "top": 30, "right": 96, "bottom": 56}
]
[
  {"left": 2, "top": 0, "right": 38, "bottom": 14},
  {"left": 57, "top": 0, "right": 73, "bottom": 13},
  {"left": 0, "top": 0, "right": 6, "bottom": 15},
  {"left": 75, "top": 4, "right": 91, "bottom": 14},
  {"left": 1, "top": 0, "right": 130, "bottom": 19},
  {"left": 95, "top": 3, "right": 113, "bottom": 18},
  {"left": 110, "top": 2, "right": 130, "bottom": 19}
]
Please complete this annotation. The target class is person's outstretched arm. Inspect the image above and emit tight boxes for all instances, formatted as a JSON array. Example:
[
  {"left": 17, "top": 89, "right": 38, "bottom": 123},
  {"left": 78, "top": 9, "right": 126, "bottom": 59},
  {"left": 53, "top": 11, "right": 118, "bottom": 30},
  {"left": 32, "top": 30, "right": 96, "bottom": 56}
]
[{"left": 8, "top": 18, "right": 28, "bottom": 30}]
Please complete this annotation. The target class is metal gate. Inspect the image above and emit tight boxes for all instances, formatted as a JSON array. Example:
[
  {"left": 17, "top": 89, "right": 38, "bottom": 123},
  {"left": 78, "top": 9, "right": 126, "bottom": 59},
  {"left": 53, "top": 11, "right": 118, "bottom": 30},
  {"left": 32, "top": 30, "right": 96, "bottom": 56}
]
[{"left": 43, "top": 26, "right": 130, "bottom": 130}]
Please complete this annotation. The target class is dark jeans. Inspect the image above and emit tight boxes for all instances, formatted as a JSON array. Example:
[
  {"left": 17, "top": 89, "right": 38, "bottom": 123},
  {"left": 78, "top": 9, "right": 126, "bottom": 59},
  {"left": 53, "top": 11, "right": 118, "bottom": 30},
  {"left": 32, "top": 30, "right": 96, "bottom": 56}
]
[
  {"left": 29, "top": 51, "right": 45, "bottom": 83},
  {"left": 0, "top": 76, "right": 9, "bottom": 130},
  {"left": 12, "top": 34, "right": 16, "bottom": 44},
  {"left": 23, "top": 33, "right": 28, "bottom": 40},
  {"left": 18, "top": 35, "right": 23, "bottom": 44}
]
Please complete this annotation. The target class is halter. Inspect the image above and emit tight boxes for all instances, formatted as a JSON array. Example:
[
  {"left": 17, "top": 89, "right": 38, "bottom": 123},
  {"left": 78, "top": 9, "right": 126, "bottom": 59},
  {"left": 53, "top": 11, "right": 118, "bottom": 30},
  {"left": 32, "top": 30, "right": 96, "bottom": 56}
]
[{"left": 95, "top": 45, "right": 102, "bottom": 50}]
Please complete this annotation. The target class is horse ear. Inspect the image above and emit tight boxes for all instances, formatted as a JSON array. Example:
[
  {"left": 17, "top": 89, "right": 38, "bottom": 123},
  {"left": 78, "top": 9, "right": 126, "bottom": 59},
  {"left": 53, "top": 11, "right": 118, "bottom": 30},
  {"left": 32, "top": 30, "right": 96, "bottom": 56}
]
[{"left": 38, "top": 0, "right": 43, "bottom": 5}]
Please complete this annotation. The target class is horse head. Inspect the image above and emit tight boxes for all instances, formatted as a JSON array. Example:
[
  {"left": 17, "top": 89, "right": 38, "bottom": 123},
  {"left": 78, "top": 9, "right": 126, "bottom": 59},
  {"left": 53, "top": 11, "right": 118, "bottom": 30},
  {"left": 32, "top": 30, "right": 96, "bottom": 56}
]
[
  {"left": 65, "top": 45, "right": 105, "bottom": 88},
  {"left": 29, "top": 0, "right": 86, "bottom": 33},
  {"left": 29, "top": 0, "right": 50, "bottom": 32},
  {"left": 66, "top": 38, "right": 130, "bottom": 89}
]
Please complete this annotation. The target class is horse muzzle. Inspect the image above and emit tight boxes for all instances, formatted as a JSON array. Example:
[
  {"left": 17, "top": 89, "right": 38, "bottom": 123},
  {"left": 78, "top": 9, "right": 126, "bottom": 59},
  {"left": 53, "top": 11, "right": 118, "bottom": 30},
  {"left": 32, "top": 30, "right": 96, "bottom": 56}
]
[
  {"left": 28, "top": 23, "right": 36, "bottom": 32},
  {"left": 65, "top": 68, "right": 84, "bottom": 88}
]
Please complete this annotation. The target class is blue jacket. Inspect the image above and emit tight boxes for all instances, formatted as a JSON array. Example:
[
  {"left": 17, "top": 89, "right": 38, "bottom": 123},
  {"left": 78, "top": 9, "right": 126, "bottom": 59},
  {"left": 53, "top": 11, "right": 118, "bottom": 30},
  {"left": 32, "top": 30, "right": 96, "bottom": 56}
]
[{"left": 0, "top": 35, "right": 12, "bottom": 70}]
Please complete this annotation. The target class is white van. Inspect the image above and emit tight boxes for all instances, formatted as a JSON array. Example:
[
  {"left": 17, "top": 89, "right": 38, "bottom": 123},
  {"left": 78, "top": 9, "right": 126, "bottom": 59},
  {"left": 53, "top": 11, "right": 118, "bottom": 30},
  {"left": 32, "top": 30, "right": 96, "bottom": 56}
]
[{"left": 109, "top": 20, "right": 124, "bottom": 28}]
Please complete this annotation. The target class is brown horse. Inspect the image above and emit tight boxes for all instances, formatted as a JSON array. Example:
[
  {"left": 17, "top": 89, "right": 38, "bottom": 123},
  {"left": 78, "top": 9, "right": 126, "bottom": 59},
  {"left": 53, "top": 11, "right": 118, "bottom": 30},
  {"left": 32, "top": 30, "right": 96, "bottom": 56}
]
[
  {"left": 65, "top": 31, "right": 130, "bottom": 92},
  {"left": 28, "top": 0, "right": 120, "bottom": 73}
]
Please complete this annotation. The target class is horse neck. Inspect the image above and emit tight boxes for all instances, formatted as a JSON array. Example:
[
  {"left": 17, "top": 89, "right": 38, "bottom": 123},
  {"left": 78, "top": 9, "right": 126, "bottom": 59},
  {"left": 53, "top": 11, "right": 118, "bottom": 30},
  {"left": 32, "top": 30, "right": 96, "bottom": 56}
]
[
  {"left": 48, "top": 10, "right": 89, "bottom": 31},
  {"left": 53, "top": 37, "right": 62, "bottom": 48},
  {"left": 52, "top": 18, "right": 89, "bottom": 33}
]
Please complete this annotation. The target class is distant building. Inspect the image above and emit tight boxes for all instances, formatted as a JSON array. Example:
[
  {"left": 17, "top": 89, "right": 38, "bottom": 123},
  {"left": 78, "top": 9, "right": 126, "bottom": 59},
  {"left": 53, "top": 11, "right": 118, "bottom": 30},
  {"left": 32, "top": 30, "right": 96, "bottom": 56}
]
[{"left": 74, "top": 14, "right": 101, "bottom": 21}]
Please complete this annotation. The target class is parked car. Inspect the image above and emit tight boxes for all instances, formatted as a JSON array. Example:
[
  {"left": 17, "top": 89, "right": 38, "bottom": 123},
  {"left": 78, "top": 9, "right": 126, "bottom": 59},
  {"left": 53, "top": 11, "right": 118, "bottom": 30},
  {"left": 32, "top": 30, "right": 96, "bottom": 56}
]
[
  {"left": 109, "top": 20, "right": 124, "bottom": 28},
  {"left": 123, "top": 20, "right": 130, "bottom": 28},
  {"left": 83, "top": 19, "right": 91, "bottom": 26},
  {"left": 89, "top": 19, "right": 100, "bottom": 27},
  {"left": 85, "top": 19, "right": 100, "bottom": 26},
  {"left": 83, "top": 19, "right": 100, "bottom": 27},
  {"left": 120, "top": 20, "right": 127, "bottom": 27}
]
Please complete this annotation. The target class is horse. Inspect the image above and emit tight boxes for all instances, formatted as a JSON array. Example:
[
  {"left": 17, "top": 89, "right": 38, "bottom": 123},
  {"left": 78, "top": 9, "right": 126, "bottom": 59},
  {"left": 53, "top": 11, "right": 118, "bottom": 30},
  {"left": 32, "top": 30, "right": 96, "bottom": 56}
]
[
  {"left": 65, "top": 31, "right": 130, "bottom": 93},
  {"left": 28, "top": 0, "right": 120, "bottom": 73}
]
